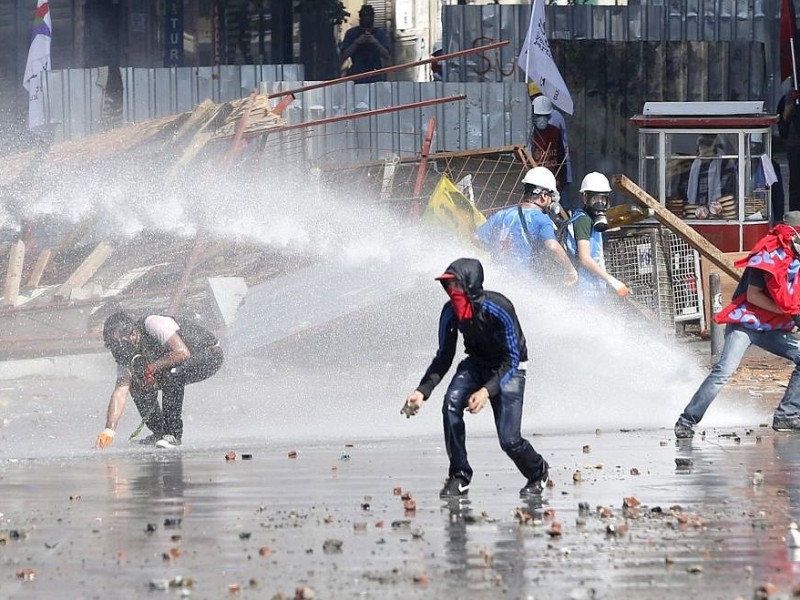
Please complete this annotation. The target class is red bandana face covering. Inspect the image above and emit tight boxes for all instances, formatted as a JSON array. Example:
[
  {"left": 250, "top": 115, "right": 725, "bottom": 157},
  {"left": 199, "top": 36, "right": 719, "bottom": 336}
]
[{"left": 446, "top": 286, "right": 473, "bottom": 321}]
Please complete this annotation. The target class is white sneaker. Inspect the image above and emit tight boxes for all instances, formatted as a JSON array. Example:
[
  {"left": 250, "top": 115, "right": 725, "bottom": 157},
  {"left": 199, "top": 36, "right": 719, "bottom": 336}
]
[{"left": 155, "top": 435, "right": 181, "bottom": 449}]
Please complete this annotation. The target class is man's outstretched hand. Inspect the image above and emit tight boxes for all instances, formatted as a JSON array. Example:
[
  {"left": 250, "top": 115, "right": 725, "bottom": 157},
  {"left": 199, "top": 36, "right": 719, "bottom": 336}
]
[
  {"left": 402, "top": 391, "right": 424, "bottom": 418},
  {"left": 96, "top": 428, "right": 115, "bottom": 449}
]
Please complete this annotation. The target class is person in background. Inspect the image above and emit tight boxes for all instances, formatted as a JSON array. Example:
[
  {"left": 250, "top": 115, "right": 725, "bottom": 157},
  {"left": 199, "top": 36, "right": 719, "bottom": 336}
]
[
  {"left": 401, "top": 257, "right": 550, "bottom": 499},
  {"left": 96, "top": 311, "right": 224, "bottom": 449},
  {"left": 340, "top": 4, "right": 391, "bottom": 83},
  {"left": 561, "top": 172, "right": 630, "bottom": 298},
  {"left": 777, "top": 89, "right": 800, "bottom": 212},
  {"left": 686, "top": 134, "right": 737, "bottom": 206},
  {"left": 674, "top": 211, "right": 800, "bottom": 439},
  {"left": 529, "top": 95, "right": 567, "bottom": 195},
  {"left": 476, "top": 166, "right": 577, "bottom": 287},
  {"left": 431, "top": 43, "right": 444, "bottom": 81},
  {"left": 528, "top": 82, "right": 572, "bottom": 208},
  {"left": 750, "top": 132, "right": 785, "bottom": 224}
]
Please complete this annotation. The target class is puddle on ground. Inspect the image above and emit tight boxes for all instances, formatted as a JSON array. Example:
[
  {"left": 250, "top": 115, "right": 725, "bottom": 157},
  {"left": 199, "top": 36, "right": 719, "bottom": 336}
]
[{"left": 3, "top": 428, "right": 800, "bottom": 599}]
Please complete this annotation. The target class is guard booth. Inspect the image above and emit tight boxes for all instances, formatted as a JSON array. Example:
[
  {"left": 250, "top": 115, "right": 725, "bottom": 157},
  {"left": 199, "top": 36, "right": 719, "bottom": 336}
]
[{"left": 629, "top": 101, "right": 779, "bottom": 252}]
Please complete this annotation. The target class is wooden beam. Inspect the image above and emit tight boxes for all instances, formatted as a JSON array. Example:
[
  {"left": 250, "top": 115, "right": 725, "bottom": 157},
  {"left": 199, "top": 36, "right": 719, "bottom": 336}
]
[
  {"left": 4, "top": 240, "right": 25, "bottom": 307},
  {"left": 26, "top": 248, "right": 52, "bottom": 289},
  {"left": 54, "top": 242, "right": 114, "bottom": 299},
  {"left": 613, "top": 174, "right": 741, "bottom": 281},
  {"left": 171, "top": 98, "right": 218, "bottom": 142},
  {"left": 220, "top": 90, "right": 257, "bottom": 169},
  {"left": 167, "top": 231, "right": 206, "bottom": 315},
  {"left": 165, "top": 101, "right": 229, "bottom": 179}
]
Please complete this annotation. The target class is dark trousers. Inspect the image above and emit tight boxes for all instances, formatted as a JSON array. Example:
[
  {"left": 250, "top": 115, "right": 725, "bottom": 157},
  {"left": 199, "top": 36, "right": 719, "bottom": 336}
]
[
  {"left": 132, "top": 346, "right": 224, "bottom": 440},
  {"left": 788, "top": 147, "right": 800, "bottom": 212},
  {"left": 441, "top": 359, "right": 546, "bottom": 484}
]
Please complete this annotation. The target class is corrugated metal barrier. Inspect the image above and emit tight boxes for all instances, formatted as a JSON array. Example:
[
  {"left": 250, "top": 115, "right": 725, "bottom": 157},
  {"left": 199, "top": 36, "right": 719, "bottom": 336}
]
[
  {"left": 44, "top": 66, "right": 530, "bottom": 167},
  {"left": 442, "top": 1, "right": 779, "bottom": 98}
]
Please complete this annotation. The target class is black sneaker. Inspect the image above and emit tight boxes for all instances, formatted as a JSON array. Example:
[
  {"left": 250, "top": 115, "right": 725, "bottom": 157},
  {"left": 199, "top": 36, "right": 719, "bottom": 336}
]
[
  {"left": 520, "top": 466, "right": 549, "bottom": 498},
  {"left": 772, "top": 416, "right": 800, "bottom": 432},
  {"left": 133, "top": 433, "right": 159, "bottom": 446},
  {"left": 439, "top": 477, "right": 470, "bottom": 498},
  {"left": 674, "top": 418, "right": 695, "bottom": 439}
]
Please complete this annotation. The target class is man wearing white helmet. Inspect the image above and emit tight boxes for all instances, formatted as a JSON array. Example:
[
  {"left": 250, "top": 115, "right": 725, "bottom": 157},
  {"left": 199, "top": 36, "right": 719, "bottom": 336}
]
[
  {"left": 477, "top": 166, "right": 577, "bottom": 286},
  {"left": 528, "top": 82, "right": 572, "bottom": 206},
  {"left": 529, "top": 95, "right": 567, "bottom": 195},
  {"left": 561, "top": 172, "right": 630, "bottom": 298}
]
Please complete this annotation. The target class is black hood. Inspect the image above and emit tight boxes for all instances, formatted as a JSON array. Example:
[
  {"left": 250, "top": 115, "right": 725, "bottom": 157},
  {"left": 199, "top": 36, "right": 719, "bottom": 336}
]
[{"left": 438, "top": 258, "right": 485, "bottom": 302}]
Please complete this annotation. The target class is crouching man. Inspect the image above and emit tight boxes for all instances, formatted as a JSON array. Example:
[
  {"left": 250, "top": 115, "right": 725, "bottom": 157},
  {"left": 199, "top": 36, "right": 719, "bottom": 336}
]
[{"left": 96, "top": 311, "right": 224, "bottom": 449}]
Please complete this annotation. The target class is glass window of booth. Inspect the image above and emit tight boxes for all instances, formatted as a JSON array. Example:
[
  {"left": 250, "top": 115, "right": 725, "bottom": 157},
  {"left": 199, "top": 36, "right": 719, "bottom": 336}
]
[
  {"left": 744, "top": 131, "right": 771, "bottom": 220},
  {"left": 666, "top": 132, "right": 738, "bottom": 219},
  {"left": 639, "top": 129, "right": 771, "bottom": 223}
]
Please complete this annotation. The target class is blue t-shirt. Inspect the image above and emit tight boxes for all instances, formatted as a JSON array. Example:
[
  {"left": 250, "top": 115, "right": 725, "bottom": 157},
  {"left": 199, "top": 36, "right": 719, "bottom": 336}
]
[{"left": 477, "top": 205, "right": 557, "bottom": 268}]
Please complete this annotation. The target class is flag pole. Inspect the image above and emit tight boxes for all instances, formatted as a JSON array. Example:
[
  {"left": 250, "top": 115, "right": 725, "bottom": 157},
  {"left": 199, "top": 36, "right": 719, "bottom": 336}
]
[
  {"left": 524, "top": 0, "right": 535, "bottom": 82},
  {"left": 793, "top": 37, "right": 799, "bottom": 104}
]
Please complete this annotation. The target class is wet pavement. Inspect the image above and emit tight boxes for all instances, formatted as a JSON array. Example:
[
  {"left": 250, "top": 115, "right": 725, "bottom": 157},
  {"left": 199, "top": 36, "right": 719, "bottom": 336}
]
[{"left": 4, "top": 427, "right": 800, "bottom": 599}]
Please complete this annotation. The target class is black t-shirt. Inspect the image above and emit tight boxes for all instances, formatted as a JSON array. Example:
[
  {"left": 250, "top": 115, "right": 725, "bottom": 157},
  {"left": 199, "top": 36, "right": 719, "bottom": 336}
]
[{"left": 732, "top": 267, "right": 766, "bottom": 298}]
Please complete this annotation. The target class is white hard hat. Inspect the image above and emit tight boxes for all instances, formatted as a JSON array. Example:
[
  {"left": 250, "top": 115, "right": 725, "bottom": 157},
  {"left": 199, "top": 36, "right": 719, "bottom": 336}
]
[
  {"left": 521, "top": 166, "right": 558, "bottom": 193},
  {"left": 579, "top": 172, "right": 612, "bottom": 193},
  {"left": 532, "top": 95, "right": 553, "bottom": 116},
  {"left": 751, "top": 132, "right": 764, "bottom": 143}
]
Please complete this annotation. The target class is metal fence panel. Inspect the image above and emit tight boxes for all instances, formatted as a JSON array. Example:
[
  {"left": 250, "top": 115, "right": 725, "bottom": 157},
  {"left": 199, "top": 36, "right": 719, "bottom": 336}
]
[
  {"left": 605, "top": 224, "right": 705, "bottom": 330},
  {"left": 605, "top": 226, "right": 676, "bottom": 329}
]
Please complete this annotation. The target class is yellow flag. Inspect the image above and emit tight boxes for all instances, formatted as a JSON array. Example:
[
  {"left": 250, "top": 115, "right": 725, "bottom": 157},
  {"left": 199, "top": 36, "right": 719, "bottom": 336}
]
[{"left": 422, "top": 176, "right": 486, "bottom": 237}]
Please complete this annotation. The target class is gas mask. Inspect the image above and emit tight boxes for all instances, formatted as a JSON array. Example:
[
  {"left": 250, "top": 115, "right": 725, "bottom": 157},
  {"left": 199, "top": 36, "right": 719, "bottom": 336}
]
[
  {"left": 546, "top": 191, "right": 563, "bottom": 222},
  {"left": 107, "top": 335, "right": 138, "bottom": 366},
  {"left": 534, "top": 115, "right": 550, "bottom": 131},
  {"left": 533, "top": 189, "right": 562, "bottom": 222},
  {"left": 585, "top": 192, "right": 610, "bottom": 232}
]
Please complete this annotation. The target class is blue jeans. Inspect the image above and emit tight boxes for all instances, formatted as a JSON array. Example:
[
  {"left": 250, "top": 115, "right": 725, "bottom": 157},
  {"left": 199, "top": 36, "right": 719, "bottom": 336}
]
[
  {"left": 680, "top": 324, "right": 800, "bottom": 425},
  {"left": 442, "top": 359, "right": 547, "bottom": 483}
]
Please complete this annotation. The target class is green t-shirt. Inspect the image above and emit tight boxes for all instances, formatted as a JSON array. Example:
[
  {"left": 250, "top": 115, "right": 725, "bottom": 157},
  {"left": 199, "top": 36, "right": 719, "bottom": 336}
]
[{"left": 572, "top": 213, "right": 594, "bottom": 242}]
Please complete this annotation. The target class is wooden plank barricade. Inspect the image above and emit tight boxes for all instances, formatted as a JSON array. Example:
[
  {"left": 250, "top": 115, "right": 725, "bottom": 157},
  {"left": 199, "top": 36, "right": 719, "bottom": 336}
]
[{"left": 613, "top": 174, "right": 741, "bottom": 282}]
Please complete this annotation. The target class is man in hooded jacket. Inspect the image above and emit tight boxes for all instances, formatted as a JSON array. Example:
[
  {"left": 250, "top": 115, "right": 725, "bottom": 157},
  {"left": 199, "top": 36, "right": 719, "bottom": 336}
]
[
  {"left": 674, "top": 211, "right": 800, "bottom": 438},
  {"left": 402, "top": 258, "right": 550, "bottom": 499}
]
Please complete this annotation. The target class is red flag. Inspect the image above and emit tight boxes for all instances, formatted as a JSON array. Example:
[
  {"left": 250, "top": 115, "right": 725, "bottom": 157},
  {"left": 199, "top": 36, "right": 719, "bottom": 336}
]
[{"left": 781, "top": 0, "right": 798, "bottom": 82}]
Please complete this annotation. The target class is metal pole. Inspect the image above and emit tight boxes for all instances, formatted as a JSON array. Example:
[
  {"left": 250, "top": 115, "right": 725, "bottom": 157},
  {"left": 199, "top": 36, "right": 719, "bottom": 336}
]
[
  {"left": 250, "top": 95, "right": 466, "bottom": 137},
  {"left": 410, "top": 116, "right": 436, "bottom": 220},
  {"left": 709, "top": 273, "right": 724, "bottom": 359},
  {"left": 265, "top": 41, "right": 510, "bottom": 100}
]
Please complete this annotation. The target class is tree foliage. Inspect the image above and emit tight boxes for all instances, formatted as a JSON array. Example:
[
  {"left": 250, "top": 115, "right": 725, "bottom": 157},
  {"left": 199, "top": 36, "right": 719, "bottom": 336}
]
[{"left": 295, "top": 0, "right": 349, "bottom": 25}]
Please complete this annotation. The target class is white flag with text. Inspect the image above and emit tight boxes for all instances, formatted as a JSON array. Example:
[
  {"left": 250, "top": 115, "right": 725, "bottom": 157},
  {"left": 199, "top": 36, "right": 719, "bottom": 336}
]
[
  {"left": 517, "top": 0, "right": 573, "bottom": 115},
  {"left": 22, "top": 0, "right": 52, "bottom": 130}
]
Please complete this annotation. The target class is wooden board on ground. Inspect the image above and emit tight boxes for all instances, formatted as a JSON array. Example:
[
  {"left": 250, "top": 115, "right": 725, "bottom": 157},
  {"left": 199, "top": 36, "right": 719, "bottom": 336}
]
[
  {"left": 26, "top": 248, "right": 52, "bottom": 289},
  {"left": 54, "top": 242, "right": 114, "bottom": 299},
  {"left": 700, "top": 252, "right": 748, "bottom": 326},
  {"left": 4, "top": 241, "right": 25, "bottom": 307}
]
